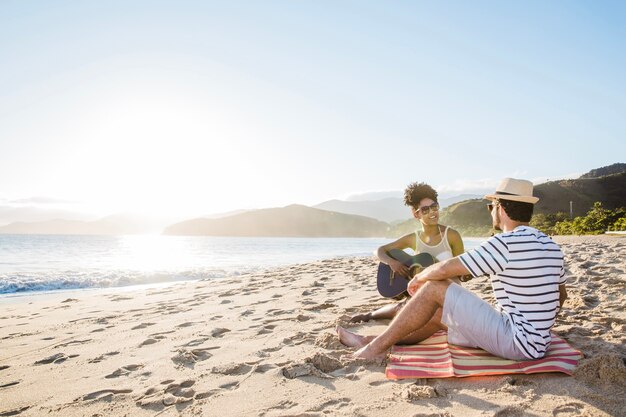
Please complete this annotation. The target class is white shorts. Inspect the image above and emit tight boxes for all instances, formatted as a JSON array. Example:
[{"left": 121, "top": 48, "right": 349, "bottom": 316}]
[{"left": 441, "top": 283, "right": 528, "bottom": 360}]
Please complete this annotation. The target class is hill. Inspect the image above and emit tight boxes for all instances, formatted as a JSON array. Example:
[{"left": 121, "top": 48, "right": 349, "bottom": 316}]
[
  {"left": 439, "top": 166, "right": 626, "bottom": 236},
  {"left": 579, "top": 163, "right": 626, "bottom": 179},
  {"left": 163, "top": 204, "right": 390, "bottom": 237},
  {"left": 534, "top": 171, "right": 626, "bottom": 216}
]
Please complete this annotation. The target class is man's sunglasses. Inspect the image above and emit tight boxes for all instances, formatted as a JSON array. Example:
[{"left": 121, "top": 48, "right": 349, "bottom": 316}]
[
  {"left": 417, "top": 202, "right": 439, "bottom": 215},
  {"left": 487, "top": 201, "right": 500, "bottom": 212}
]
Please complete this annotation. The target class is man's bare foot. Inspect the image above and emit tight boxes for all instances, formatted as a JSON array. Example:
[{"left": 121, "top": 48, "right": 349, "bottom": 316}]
[
  {"left": 336, "top": 326, "right": 375, "bottom": 348},
  {"left": 349, "top": 312, "right": 373, "bottom": 323},
  {"left": 352, "top": 343, "right": 387, "bottom": 361}
]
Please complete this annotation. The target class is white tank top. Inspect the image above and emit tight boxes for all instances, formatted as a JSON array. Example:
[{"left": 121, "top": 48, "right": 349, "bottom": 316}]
[{"left": 414, "top": 226, "right": 454, "bottom": 262}]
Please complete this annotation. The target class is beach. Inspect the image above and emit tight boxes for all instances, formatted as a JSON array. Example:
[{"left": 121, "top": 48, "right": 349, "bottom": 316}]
[{"left": 1, "top": 235, "right": 624, "bottom": 417}]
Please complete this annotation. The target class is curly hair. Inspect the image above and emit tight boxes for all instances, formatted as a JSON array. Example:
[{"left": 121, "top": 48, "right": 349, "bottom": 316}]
[{"left": 403, "top": 182, "right": 438, "bottom": 209}]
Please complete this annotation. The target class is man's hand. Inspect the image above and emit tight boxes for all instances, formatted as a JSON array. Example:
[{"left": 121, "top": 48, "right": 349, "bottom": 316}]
[{"left": 407, "top": 277, "right": 425, "bottom": 296}]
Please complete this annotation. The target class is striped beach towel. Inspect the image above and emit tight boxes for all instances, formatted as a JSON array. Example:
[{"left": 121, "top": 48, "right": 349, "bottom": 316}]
[{"left": 386, "top": 330, "right": 581, "bottom": 380}]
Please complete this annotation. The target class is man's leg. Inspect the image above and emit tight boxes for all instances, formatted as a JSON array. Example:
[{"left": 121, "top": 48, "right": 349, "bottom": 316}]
[
  {"left": 339, "top": 307, "right": 444, "bottom": 348},
  {"left": 353, "top": 280, "right": 450, "bottom": 359}
]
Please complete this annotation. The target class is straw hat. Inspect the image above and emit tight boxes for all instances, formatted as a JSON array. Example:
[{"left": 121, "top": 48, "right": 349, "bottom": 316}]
[{"left": 484, "top": 178, "right": 539, "bottom": 204}]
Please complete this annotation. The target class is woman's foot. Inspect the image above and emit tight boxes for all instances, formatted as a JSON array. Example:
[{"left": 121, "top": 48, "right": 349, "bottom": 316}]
[
  {"left": 336, "top": 326, "right": 375, "bottom": 348},
  {"left": 348, "top": 312, "right": 373, "bottom": 323}
]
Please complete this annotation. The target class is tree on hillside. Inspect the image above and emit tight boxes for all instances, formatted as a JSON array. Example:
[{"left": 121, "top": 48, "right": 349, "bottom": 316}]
[{"left": 553, "top": 202, "right": 626, "bottom": 235}]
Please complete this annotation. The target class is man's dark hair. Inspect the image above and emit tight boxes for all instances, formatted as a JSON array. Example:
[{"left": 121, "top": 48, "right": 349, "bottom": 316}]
[
  {"left": 404, "top": 182, "right": 438, "bottom": 209},
  {"left": 499, "top": 199, "right": 534, "bottom": 222}
]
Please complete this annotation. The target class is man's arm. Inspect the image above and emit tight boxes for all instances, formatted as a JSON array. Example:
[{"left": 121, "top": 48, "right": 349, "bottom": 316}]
[{"left": 407, "top": 257, "right": 470, "bottom": 295}]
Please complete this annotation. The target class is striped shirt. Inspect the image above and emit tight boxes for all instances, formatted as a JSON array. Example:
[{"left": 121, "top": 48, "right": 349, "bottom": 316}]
[{"left": 458, "top": 226, "right": 565, "bottom": 359}]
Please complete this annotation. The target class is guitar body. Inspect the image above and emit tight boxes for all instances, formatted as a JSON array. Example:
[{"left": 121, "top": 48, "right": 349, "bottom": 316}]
[{"left": 377, "top": 250, "right": 435, "bottom": 298}]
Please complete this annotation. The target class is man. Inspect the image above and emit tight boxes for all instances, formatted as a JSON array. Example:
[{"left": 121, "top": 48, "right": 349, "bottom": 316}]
[{"left": 339, "top": 178, "right": 567, "bottom": 361}]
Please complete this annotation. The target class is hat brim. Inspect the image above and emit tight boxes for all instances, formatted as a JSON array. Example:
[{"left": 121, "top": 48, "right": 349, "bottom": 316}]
[{"left": 484, "top": 193, "right": 539, "bottom": 204}]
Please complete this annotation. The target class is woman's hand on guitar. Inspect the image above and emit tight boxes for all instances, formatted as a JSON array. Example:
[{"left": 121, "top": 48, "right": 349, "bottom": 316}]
[{"left": 389, "top": 259, "right": 410, "bottom": 277}]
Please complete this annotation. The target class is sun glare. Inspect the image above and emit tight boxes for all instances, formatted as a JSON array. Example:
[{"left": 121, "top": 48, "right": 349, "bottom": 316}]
[
  {"left": 64, "top": 89, "right": 262, "bottom": 217},
  {"left": 115, "top": 235, "right": 196, "bottom": 272}
]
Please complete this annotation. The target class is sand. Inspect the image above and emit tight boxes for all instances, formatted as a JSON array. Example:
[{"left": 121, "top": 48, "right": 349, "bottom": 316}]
[{"left": 1, "top": 235, "right": 624, "bottom": 416}]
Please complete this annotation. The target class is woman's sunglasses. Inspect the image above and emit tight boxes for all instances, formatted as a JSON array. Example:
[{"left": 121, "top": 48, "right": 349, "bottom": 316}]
[{"left": 417, "top": 202, "right": 439, "bottom": 215}]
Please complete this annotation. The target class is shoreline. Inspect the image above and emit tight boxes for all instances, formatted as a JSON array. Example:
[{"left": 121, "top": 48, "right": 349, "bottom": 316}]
[{"left": 1, "top": 235, "right": 624, "bottom": 416}]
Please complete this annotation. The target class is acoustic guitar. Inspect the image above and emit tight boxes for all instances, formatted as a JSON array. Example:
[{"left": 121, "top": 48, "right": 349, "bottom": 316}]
[{"left": 376, "top": 249, "right": 435, "bottom": 298}]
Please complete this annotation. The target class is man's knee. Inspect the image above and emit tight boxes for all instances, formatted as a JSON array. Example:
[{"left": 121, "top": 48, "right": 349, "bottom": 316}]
[{"left": 421, "top": 280, "right": 451, "bottom": 306}]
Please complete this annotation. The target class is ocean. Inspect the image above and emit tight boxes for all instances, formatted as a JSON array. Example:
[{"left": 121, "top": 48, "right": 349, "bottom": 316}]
[{"left": 0, "top": 234, "right": 484, "bottom": 295}]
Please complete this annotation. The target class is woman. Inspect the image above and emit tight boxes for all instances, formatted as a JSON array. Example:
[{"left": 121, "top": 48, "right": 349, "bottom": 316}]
[{"left": 349, "top": 182, "right": 464, "bottom": 323}]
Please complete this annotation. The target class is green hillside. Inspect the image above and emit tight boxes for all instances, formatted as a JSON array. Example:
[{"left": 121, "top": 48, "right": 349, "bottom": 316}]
[{"left": 439, "top": 165, "right": 626, "bottom": 237}]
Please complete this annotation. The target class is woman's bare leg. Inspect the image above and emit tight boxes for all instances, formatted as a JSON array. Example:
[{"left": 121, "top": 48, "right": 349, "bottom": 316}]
[{"left": 349, "top": 300, "right": 407, "bottom": 323}]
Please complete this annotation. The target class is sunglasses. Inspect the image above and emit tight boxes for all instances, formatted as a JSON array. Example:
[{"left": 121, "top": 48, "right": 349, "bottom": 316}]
[
  {"left": 487, "top": 200, "right": 500, "bottom": 212},
  {"left": 417, "top": 202, "right": 439, "bottom": 215}
]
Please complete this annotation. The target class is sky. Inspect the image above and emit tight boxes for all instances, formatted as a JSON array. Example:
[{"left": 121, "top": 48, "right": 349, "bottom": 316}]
[{"left": 1, "top": 1, "right": 624, "bottom": 220}]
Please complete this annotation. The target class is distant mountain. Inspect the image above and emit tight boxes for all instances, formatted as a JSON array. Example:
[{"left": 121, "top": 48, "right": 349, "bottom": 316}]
[
  {"left": 0, "top": 205, "right": 93, "bottom": 227},
  {"left": 579, "top": 163, "right": 626, "bottom": 179},
  {"left": 163, "top": 204, "right": 390, "bottom": 237},
  {"left": 0, "top": 213, "right": 172, "bottom": 235},
  {"left": 314, "top": 198, "right": 408, "bottom": 223},
  {"left": 314, "top": 194, "right": 481, "bottom": 223}
]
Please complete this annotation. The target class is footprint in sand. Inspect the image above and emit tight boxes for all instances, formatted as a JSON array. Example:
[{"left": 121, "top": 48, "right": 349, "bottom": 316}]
[
  {"left": 176, "top": 322, "right": 197, "bottom": 328},
  {"left": 182, "top": 337, "right": 210, "bottom": 347},
  {"left": 553, "top": 402, "right": 587, "bottom": 416},
  {"left": 259, "top": 400, "right": 299, "bottom": 416},
  {"left": 295, "top": 314, "right": 311, "bottom": 322},
  {"left": 109, "top": 296, "right": 133, "bottom": 302},
  {"left": 218, "top": 381, "right": 240, "bottom": 390},
  {"left": 140, "top": 338, "right": 159, "bottom": 347},
  {"left": 304, "top": 302, "right": 336, "bottom": 311},
  {"left": 135, "top": 379, "right": 197, "bottom": 409},
  {"left": 171, "top": 347, "right": 215, "bottom": 367},
  {"left": 211, "top": 328, "right": 230, "bottom": 338},
  {"left": 0, "top": 380, "right": 20, "bottom": 388},
  {"left": 309, "top": 397, "right": 352, "bottom": 412},
  {"left": 0, "top": 405, "right": 30, "bottom": 415},
  {"left": 81, "top": 388, "right": 133, "bottom": 401},
  {"left": 88, "top": 351, "right": 120, "bottom": 364},
  {"left": 34, "top": 353, "right": 79, "bottom": 365},
  {"left": 105, "top": 364, "right": 144, "bottom": 378},
  {"left": 53, "top": 339, "right": 91, "bottom": 348},
  {"left": 211, "top": 363, "right": 253, "bottom": 375},
  {"left": 491, "top": 405, "right": 527, "bottom": 417},
  {"left": 131, "top": 322, "right": 156, "bottom": 330},
  {"left": 140, "top": 333, "right": 168, "bottom": 347}
]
